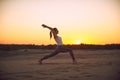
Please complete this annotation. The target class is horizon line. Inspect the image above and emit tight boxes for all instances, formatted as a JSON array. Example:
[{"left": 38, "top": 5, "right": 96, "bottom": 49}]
[{"left": 0, "top": 43, "right": 120, "bottom": 46}]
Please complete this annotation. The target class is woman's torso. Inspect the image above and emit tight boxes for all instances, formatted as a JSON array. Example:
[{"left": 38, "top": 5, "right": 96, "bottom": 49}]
[{"left": 54, "top": 36, "right": 63, "bottom": 46}]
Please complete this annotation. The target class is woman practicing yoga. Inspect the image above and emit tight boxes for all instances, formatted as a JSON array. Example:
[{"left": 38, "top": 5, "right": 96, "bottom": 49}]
[{"left": 39, "top": 24, "right": 77, "bottom": 64}]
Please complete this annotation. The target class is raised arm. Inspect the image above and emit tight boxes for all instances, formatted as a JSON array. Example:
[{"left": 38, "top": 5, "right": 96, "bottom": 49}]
[
  {"left": 41, "top": 24, "right": 57, "bottom": 38},
  {"left": 41, "top": 24, "right": 53, "bottom": 30}
]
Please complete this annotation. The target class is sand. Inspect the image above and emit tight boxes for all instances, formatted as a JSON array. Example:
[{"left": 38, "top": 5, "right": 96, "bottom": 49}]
[{"left": 0, "top": 49, "right": 120, "bottom": 80}]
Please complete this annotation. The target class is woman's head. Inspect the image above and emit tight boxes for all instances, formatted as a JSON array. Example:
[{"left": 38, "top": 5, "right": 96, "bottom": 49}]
[
  {"left": 53, "top": 28, "right": 59, "bottom": 34},
  {"left": 50, "top": 28, "right": 59, "bottom": 39}
]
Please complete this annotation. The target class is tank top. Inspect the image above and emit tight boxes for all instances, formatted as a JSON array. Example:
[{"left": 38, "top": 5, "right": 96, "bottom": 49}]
[{"left": 54, "top": 36, "right": 63, "bottom": 46}]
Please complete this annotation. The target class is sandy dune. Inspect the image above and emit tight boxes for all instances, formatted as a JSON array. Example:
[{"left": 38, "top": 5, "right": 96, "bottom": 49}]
[{"left": 0, "top": 49, "right": 120, "bottom": 80}]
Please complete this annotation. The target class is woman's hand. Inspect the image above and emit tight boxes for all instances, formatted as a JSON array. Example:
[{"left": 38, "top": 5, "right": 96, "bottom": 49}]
[
  {"left": 41, "top": 24, "right": 47, "bottom": 28},
  {"left": 41, "top": 24, "right": 53, "bottom": 30}
]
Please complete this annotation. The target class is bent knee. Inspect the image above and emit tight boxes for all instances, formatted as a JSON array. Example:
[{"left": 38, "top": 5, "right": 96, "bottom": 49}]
[{"left": 68, "top": 49, "right": 73, "bottom": 52}]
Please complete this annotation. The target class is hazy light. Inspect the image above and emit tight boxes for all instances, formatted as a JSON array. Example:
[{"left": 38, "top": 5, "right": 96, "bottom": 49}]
[{"left": 0, "top": 0, "right": 120, "bottom": 45}]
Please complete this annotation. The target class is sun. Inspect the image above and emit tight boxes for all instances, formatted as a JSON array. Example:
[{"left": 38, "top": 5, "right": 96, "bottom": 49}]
[{"left": 75, "top": 41, "right": 81, "bottom": 45}]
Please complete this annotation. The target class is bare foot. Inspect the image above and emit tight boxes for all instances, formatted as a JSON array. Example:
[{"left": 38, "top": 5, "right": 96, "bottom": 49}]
[
  {"left": 73, "top": 60, "right": 77, "bottom": 64},
  {"left": 39, "top": 60, "right": 42, "bottom": 64}
]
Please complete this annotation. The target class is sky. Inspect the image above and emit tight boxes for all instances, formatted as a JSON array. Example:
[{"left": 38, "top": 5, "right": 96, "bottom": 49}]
[{"left": 0, "top": 0, "right": 120, "bottom": 45}]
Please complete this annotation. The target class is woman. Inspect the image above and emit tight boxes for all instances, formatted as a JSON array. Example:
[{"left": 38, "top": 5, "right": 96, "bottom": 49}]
[{"left": 39, "top": 24, "right": 77, "bottom": 64}]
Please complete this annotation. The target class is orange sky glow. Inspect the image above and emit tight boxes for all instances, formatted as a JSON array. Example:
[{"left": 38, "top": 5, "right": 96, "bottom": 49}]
[{"left": 0, "top": 0, "right": 120, "bottom": 45}]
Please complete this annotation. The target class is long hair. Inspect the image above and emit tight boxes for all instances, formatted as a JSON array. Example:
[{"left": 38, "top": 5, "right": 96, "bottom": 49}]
[
  {"left": 50, "top": 31, "right": 52, "bottom": 39},
  {"left": 49, "top": 28, "right": 58, "bottom": 39}
]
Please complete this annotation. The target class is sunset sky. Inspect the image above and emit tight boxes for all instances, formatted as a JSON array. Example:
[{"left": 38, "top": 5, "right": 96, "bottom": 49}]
[{"left": 0, "top": 0, "right": 120, "bottom": 45}]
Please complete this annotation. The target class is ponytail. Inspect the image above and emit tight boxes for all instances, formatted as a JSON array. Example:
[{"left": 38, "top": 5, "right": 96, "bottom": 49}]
[
  {"left": 50, "top": 31, "right": 52, "bottom": 39},
  {"left": 49, "top": 28, "right": 58, "bottom": 39}
]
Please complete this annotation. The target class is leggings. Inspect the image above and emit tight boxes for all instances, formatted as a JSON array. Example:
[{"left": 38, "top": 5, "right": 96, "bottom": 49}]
[{"left": 40, "top": 45, "right": 75, "bottom": 61}]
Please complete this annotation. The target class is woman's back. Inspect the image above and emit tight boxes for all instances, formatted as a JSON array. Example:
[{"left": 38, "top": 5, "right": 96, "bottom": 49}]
[{"left": 54, "top": 36, "right": 63, "bottom": 46}]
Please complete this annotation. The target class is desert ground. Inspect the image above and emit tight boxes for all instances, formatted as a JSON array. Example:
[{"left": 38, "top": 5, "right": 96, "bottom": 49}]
[{"left": 0, "top": 49, "right": 120, "bottom": 80}]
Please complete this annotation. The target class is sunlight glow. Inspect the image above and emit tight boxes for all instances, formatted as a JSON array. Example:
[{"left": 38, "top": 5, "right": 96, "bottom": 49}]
[
  {"left": 74, "top": 40, "right": 83, "bottom": 45},
  {"left": 0, "top": 0, "right": 120, "bottom": 45},
  {"left": 75, "top": 41, "right": 81, "bottom": 45}
]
